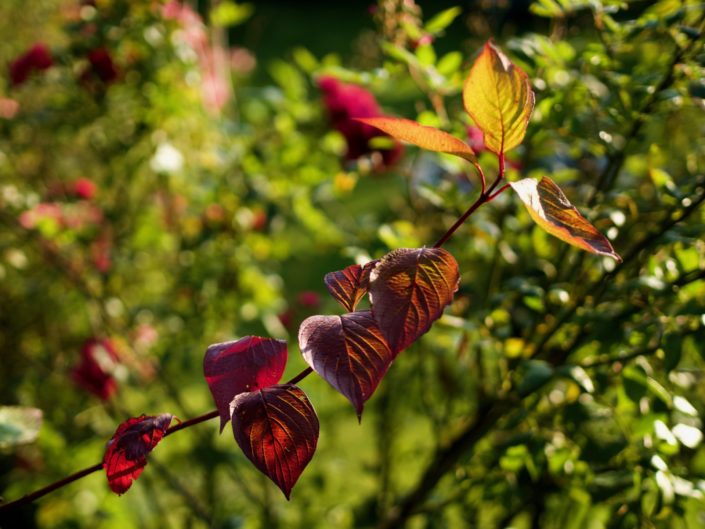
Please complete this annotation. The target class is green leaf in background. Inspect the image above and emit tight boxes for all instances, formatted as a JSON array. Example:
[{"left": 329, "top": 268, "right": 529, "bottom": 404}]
[
  {"left": 0, "top": 406, "right": 43, "bottom": 449},
  {"left": 210, "top": 1, "right": 253, "bottom": 28},
  {"left": 517, "top": 360, "right": 554, "bottom": 397},
  {"left": 424, "top": 7, "right": 462, "bottom": 34}
]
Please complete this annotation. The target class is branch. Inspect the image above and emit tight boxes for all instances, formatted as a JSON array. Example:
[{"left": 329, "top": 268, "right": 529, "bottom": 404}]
[
  {"left": 0, "top": 409, "right": 219, "bottom": 514},
  {"left": 377, "top": 398, "right": 511, "bottom": 529}
]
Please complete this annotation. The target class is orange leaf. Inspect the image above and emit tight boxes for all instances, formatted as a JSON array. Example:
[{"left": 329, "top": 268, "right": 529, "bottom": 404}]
[
  {"left": 355, "top": 117, "right": 477, "bottom": 163},
  {"left": 463, "top": 42, "right": 534, "bottom": 155},
  {"left": 510, "top": 176, "right": 621, "bottom": 261}
]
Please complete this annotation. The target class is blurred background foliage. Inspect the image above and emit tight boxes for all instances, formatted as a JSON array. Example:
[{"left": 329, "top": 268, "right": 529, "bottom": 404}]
[{"left": 1, "top": 0, "right": 705, "bottom": 528}]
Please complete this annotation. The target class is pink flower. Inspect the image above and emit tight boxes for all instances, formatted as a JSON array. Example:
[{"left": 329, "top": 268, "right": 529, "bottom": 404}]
[
  {"left": 318, "top": 76, "right": 403, "bottom": 168},
  {"left": 0, "top": 98, "right": 20, "bottom": 119},
  {"left": 72, "top": 338, "right": 120, "bottom": 400},
  {"left": 9, "top": 43, "right": 53, "bottom": 87},
  {"left": 18, "top": 203, "right": 63, "bottom": 230},
  {"left": 467, "top": 125, "right": 485, "bottom": 153}
]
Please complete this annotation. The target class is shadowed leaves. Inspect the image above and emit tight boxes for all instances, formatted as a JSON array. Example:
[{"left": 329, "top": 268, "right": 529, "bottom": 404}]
[
  {"left": 103, "top": 414, "right": 174, "bottom": 495},
  {"left": 298, "top": 310, "right": 393, "bottom": 418},
  {"left": 203, "top": 336, "right": 287, "bottom": 431},
  {"left": 510, "top": 176, "right": 621, "bottom": 261},
  {"left": 369, "top": 248, "right": 460, "bottom": 353},
  {"left": 355, "top": 117, "right": 477, "bottom": 163},
  {"left": 463, "top": 42, "right": 534, "bottom": 155},
  {"left": 231, "top": 384, "right": 318, "bottom": 500},
  {"left": 324, "top": 261, "right": 377, "bottom": 312}
]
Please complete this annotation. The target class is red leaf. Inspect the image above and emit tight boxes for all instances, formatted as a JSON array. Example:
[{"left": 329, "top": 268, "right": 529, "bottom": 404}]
[
  {"left": 231, "top": 384, "right": 318, "bottom": 499},
  {"left": 203, "top": 336, "right": 287, "bottom": 432},
  {"left": 103, "top": 413, "right": 174, "bottom": 495},
  {"left": 298, "top": 310, "right": 393, "bottom": 418},
  {"left": 369, "top": 248, "right": 459, "bottom": 353},
  {"left": 324, "top": 260, "right": 377, "bottom": 312}
]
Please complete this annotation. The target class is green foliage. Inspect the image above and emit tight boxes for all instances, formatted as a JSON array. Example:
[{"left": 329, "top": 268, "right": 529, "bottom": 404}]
[{"left": 1, "top": 0, "right": 705, "bottom": 528}]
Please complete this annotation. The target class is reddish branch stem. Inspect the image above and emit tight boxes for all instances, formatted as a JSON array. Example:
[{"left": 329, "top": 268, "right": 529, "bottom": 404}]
[
  {"left": 286, "top": 367, "right": 313, "bottom": 386},
  {"left": 0, "top": 463, "right": 104, "bottom": 514},
  {"left": 0, "top": 409, "right": 220, "bottom": 514},
  {"left": 434, "top": 157, "right": 508, "bottom": 249}
]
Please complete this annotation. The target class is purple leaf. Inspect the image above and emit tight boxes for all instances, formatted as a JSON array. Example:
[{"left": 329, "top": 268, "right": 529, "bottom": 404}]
[
  {"left": 203, "top": 336, "right": 287, "bottom": 431},
  {"left": 324, "top": 261, "right": 377, "bottom": 312},
  {"left": 298, "top": 310, "right": 393, "bottom": 419},
  {"left": 369, "top": 248, "right": 459, "bottom": 353}
]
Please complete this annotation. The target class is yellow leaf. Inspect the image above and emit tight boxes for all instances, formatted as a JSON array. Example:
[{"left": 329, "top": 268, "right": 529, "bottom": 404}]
[
  {"left": 463, "top": 42, "right": 534, "bottom": 155},
  {"left": 510, "top": 176, "right": 621, "bottom": 261},
  {"left": 355, "top": 117, "right": 477, "bottom": 163}
]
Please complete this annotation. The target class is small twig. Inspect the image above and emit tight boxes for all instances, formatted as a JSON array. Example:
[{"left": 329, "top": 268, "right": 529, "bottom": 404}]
[
  {"left": 0, "top": 409, "right": 220, "bottom": 513},
  {"left": 286, "top": 367, "right": 313, "bottom": 386}
]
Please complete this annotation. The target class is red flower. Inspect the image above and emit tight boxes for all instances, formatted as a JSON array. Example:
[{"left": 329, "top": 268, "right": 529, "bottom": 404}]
[
  {"left": 297, "top": 291, "right": 321, "bottom": 309},
  {"left": 318, "top": 76, "right": 403, "bottom": 168},
  {"left": 9, "top": 43, "right": 53, "bottom": 87},
  {"left": 72, "top": 338, "right": 120, "bottom": 400},
  {"left": 86, "top": 48, "right": 119, "bottom": 84},
  {"left": 72, "top": 178, "right": 97, "bottom": 200}
]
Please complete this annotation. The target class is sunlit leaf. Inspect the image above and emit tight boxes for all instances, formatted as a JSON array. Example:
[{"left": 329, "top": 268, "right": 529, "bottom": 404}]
[
  {"left": 424, "top": 7, "right": 462, "bottom": 34},
  {"left": 355, "top": 117, "right": 477, "bottom": 163},
  {"left": 298, "top": 310, "right": 393, "bottom": 418},
  {"left": 103, "top": 414, "right": 174, "bottom": 495},
  {"left": 510, "top": 176, "right": 621, "bottom": 261},
  {"left": 0, "top": 406, "right": 42, "bottom": 449},
  {"left": 463, "top": 42, "right": 534, "bottom": 155},
  {"left": 231, "top": 384, "right": 318, "bottom": 499},
  {"left": 369, "top": 247, "right": 459, "bottom": 353},
  {"left": 203, "top": 337, "right": 287, "bottom": 431},
  {"left": 324, "top": 261, "right": 377, "bottom": 312}
]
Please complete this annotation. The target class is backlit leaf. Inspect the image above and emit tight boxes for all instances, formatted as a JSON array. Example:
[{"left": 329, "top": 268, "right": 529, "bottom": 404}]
[
  {"left": 463, "top": 42, "right": 534, "bottom": 155},
  {"left": 0, "top": 406, "right": 43, "bottom": 449},
  {"left": 510, "top": 176, "right": 621, "bottom": 261},
  {"left": 355, "top": 117, "right": 477, "bottom": 163},
  {"left": 324, "top": 261, "right": 377, "bottom": 312},
  {"left": 103, "top": 414, "right": 174, "bottom": 495},
  {"left": 203, "top": 336, "right": 287, "bottom": 431},
  {"left": 298, "top": 310, "right": 393, "bottom": 418},
  {"left": 369, "top": 247, "right": 460, "bottom": 353},
  {"left": 231, "top": 384, "right": 318, "bottom": 499}
]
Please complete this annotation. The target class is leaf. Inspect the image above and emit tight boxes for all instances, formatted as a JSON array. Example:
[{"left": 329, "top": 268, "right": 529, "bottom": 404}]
[
  {"left": 355, "top": 117, "right": 477, "bottom": 163},
  {"left": 324, "top": 261, "right": 377, "bottom": 312},
  {"left": 517, "top": 360, "right": 554, "bottom": 397},
  {"left": 510, "top": 176, "right": 621, "bottom": 261},
  {"left": 0, "top": 406, "right": 43, "bottom": 449},
  {"left": 463, "top": 42, "right": 534, "bottom": 155},
  {"left": 103, "top": 414, "right": 174, "bottom": 495},
  {"left": 369, "top": 247, "right": 460, "bottom": 353},
  {"left": 424, "top": 6, "right": 462, "bottom": 34},
  {"left": 203, "top": 336, "right": 288, "bottom": 432},
  {"left": 298, "top": 311, "right": 393, "bottom": 418},
  {"left": 231, "top": 384, "right": 318, "bottom": 499}
]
